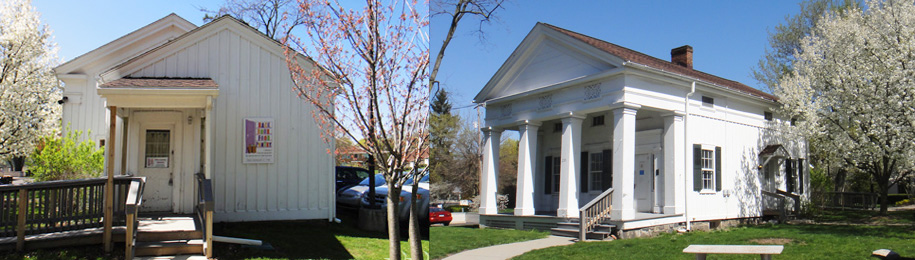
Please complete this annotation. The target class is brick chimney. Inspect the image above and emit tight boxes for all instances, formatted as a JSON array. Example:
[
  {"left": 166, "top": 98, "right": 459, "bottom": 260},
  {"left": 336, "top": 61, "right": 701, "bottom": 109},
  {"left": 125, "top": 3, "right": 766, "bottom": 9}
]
[{"left": 671, "top": 45, "right": 693, "bottom": 69}]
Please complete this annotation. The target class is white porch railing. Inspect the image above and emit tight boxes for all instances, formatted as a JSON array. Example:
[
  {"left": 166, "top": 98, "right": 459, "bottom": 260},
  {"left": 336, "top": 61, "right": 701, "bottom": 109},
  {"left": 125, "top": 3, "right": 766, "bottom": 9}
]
[{"left": 578, "top": 188, "right": 613, "bottom": 241}]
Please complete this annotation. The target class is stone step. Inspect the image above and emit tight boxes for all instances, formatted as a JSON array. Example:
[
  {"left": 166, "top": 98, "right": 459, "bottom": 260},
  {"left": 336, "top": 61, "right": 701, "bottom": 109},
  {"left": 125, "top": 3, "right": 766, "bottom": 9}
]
[{"left": 135, "top": 239, "right": 204, "bottom": 257}]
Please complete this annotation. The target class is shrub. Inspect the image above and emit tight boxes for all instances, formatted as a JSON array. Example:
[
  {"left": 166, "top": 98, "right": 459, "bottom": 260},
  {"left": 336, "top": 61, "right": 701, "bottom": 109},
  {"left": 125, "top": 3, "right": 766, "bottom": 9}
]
[
  {"left": 27, "top": 129, "right": 104, "bottom": 181},
  {"left": 895, "top": 199, "right": 912, "bottom": 207}
]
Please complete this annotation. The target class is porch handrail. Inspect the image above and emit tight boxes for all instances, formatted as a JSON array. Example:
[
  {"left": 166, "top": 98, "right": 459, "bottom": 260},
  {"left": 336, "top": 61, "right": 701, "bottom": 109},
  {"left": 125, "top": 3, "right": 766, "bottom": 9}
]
[
  {"left": 775, "top": 189, "right": 800, "bottom": 214},
  {"left": 123, "top": 177, "right": 145, "bottom": 259},
  {"left": 761, "top": 190, "right": 797, "bottom": 223},
  {"left": 196, "top": 173, "right": 214, "bottom": 258},
  {"left": 0, "top": 176, "right": 136, "bottom": 250},
  {"left": 578, "top": 188, "right": 614, "bottom": 241}
]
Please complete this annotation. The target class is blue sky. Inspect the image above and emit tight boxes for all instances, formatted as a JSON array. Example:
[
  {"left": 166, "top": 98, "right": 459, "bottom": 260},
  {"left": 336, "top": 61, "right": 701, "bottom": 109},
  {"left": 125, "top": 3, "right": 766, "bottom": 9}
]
[
  {"left": 34, "top": 0, "right": 223, "bottom": 63},
  {"left": 431, "top": 1, "right": 804, "bottom": 118}
]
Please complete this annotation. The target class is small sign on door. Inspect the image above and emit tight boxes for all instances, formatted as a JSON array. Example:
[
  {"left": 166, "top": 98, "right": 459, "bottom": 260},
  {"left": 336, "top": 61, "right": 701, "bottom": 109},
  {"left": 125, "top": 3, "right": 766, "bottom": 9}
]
[{"left": 146, "top": 157, "right": 168, "bottom": 168}]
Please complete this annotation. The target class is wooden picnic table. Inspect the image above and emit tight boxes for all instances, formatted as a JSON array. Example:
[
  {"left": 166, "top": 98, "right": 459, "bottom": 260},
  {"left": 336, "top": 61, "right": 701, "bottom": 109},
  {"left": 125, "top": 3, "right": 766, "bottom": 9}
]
[{"left": 683, "top": 244, "right": 784, "bottom": 260}]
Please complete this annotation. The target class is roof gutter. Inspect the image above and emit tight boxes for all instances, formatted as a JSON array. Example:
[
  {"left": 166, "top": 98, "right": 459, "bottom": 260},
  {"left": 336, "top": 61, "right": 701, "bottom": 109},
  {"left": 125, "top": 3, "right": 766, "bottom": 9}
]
[{"left": 622, "top": 62, "right": 777, "bottom": 105}]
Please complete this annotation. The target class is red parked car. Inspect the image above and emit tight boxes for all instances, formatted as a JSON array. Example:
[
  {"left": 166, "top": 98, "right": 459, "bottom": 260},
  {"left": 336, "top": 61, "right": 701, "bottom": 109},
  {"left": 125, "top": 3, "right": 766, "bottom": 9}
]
[{"left": 429, "top": 207, "right": 452, "bottom": 226}]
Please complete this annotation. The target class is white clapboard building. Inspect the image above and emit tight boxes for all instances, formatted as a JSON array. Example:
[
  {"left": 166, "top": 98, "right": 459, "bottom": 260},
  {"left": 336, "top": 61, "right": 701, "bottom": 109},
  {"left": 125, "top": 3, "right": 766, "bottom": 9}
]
[
  {"left": 474, "top": 23, "right": 808, "bottom": 238},
  {"left": 53, "top": 14, "right": 334, "bottom": 222}
]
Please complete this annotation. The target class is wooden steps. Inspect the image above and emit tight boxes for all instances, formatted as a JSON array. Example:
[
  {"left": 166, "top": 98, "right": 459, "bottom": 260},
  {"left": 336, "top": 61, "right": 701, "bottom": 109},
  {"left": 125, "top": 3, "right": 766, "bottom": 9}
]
[
  {"left": 550, "top": 221, "right": 617, "bottom": 241},
  {"left": 133, "top": 216, "right": 205, "bottom": 258},
  {"left": 135, "top": 239, "right": 204, "bottom": 256}
]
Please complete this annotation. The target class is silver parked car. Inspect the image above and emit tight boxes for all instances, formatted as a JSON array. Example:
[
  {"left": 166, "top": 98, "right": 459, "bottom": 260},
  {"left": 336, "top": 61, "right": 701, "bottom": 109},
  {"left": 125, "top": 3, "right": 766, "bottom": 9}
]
[
  {"left": 337, "top": 173, "right": 385, "bottom": 209},
  {"left": 361, "top": 174, "right": 429, "bottom": 223}
]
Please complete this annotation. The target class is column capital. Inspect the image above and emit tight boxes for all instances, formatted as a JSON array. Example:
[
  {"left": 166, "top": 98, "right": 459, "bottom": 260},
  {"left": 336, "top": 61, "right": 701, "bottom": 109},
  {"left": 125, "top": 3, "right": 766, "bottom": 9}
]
[
  {"left": 661, "top": 110, "right": 686, "bottom": 118},
  {"left": 609, "top": 101, "right": 641, "bottom": 111},
  {"left": 515, "top": 120, "right": 542, "bottom": 127},
  {"left": 559, "top": 112, "right": 586, "bottom": 121},
  {"left": 480, "top": 126, "right": 503, "bottom": 133}
]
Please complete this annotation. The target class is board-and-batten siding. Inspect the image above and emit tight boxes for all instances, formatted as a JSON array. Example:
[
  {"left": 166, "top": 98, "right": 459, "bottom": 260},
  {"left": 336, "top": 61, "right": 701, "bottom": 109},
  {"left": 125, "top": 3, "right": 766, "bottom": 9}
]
[{"left": 128, "top": 27, "right": 333, "bottom": 222}]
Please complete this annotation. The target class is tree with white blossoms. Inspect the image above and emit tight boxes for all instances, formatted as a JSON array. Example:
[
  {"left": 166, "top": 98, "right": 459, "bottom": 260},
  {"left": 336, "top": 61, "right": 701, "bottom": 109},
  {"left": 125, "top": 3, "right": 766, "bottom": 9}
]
[
  {"left": 776, "top": 0, "right": 915, "bottom": 214},
  {"left": 0, "top": 0, "right": 61, "bottom": 163}
]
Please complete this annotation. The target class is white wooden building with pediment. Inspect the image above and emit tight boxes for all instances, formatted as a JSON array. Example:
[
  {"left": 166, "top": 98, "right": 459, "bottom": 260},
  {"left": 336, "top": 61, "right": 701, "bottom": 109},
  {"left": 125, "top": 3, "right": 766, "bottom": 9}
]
[
  {"left": 473, "top": 23, "right": 808, "bottom": 237},
  {"left": 53, "top": 14, "right": 334, "bottom": 223}
]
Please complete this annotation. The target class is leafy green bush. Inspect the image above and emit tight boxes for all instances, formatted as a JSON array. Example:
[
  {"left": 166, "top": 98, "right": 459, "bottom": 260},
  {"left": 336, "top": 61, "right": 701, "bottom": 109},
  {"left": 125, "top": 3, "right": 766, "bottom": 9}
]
[{"left": 27, "top": 129, "right": 104, "bottom": 181}]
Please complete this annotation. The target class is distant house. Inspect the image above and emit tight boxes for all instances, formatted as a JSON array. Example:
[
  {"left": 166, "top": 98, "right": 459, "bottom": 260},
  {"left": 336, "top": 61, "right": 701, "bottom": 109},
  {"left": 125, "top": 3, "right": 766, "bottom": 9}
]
[
  {"left": 473, "top": 23, "right": 808, "bottom": 238},
  {"left": 53, "top": 14, "right": 334, "bottom": 222}
]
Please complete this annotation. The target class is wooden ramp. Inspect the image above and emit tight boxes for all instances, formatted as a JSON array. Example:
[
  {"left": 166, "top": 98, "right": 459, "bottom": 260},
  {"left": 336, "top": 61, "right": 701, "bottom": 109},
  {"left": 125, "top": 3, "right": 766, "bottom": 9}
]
[{"left": 0, "top": 216, "right": 204, "bottom": 258}]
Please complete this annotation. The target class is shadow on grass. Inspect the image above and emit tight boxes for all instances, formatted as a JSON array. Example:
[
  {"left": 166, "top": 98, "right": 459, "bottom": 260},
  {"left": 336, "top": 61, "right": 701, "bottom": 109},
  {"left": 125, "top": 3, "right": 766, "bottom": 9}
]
[{"left": 213, "top": 208, "right": 427, "bottom": 260}]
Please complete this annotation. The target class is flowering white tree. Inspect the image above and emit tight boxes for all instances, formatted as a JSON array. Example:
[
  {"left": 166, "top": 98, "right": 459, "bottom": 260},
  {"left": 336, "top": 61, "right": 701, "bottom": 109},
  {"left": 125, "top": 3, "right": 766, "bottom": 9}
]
[
  {"left": 0, "top": 0, "right": 61, "bottom": 162},
  {"left": 776, "top": 0, "right": 915, "bottom": 214},
  {"left": 283, "top": 0, "right": 428, "bottom": 259}
]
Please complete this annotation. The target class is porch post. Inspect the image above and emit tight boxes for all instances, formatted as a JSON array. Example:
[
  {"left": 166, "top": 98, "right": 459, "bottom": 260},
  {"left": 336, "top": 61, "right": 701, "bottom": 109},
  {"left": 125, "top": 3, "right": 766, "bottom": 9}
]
[
  {"left": 205, "top": 96, "right": 214, "bottom": 179},
  {"left": 557, "top": 113, "right": 584, "bottom": 218},
  {"left": 103, "top": 106, "right": 117, "bottom": 252},
  {"left": 480, "top": 127, "right": 501, "bottom": 215},
  {"left": 515, "top": 121, "right": 540, "bottom": 216},
  {"left": 662, "top": 112, "right": 685, "bottom": 214},
  {"left": 611, "top": 102, "right": 639, "bottom": 220}
]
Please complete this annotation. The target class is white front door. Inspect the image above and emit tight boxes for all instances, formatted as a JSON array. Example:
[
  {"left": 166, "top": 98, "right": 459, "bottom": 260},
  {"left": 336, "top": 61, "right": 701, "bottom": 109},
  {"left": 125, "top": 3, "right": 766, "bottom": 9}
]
[
  {"left": 635, "top": 154, "right": 653, "bottom": 213},
  {"left": 138, "top": 124, "right": 177, "bottom": 212}
]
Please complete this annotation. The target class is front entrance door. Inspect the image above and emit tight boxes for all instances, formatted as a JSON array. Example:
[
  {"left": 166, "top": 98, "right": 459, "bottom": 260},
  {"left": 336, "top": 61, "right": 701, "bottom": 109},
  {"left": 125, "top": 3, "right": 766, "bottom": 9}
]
[
  {"left": 635, "top": 153, "right": 654, "bottom": 213},
  {"left": 138, "top": 124, "right": 176, "bottom": 212}
]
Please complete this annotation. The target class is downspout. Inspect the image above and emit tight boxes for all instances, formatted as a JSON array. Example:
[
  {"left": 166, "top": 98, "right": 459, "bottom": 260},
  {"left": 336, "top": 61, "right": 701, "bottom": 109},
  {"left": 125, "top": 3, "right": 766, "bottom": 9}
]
[{"left": 684, "top": 81, "right": 695, "bottom": 231}]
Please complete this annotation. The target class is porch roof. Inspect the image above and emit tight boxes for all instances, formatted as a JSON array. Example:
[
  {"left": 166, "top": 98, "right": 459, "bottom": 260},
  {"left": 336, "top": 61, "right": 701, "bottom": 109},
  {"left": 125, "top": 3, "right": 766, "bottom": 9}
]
[
  {"left": 97, "top": 77, "right": 219, "bottom": 109},
  {"left": 99, "top": 77, "right": 218, "bottom": 88}
]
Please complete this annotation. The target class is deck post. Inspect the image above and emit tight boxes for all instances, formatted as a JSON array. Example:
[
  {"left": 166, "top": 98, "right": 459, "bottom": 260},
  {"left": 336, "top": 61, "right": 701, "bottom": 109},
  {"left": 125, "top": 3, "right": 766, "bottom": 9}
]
[
  {"left": 103, "top": 106, "right": 117, "bottom": 252},
  {"left": 16, "top": 188, "right": 27, "bottom": 251}
]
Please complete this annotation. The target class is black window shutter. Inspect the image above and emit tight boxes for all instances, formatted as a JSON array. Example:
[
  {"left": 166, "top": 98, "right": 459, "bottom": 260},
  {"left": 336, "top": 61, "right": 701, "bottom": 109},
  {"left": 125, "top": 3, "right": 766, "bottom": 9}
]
[
  {"left": 786, "top": 159, "right": 795, "bottom": 193},
  {"left": 544, "top": 156, "right": 553, "bottom": 194},
  {"left": 693, "top": 144, "right": 702, "bottom": 191},
  {"left": 715, "top": 146, "right": 722, "bottom": 191},
  {"left": 580, "top": 152, "right": 589, "bottom": 192},
  {"left": 798, "top": 159, "right": 805, "bottom": 194},
  {"left": 602, "top": 149, "right": 612, "bottom": 190}
]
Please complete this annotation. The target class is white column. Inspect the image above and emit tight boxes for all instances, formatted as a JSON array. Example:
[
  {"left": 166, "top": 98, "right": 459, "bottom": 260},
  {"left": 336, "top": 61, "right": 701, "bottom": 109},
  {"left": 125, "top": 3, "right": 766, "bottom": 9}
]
[
  {"left": 611, "top": 103, "right": 639, "bottom": 220},
  {"left": 662, "top": 112, "right": 685, "bottom": 214},
  {"left": 515, "top": 121, "right": 540, "bottom": 216},
  {"left": 205, "top": 96, "right": 214, "bottom": 179},
  {"left": 480, "top": 127, "right": 502, "bottom": 215},
  {"left": 557, "top": 114, "right": 584, "bottom": 218}
]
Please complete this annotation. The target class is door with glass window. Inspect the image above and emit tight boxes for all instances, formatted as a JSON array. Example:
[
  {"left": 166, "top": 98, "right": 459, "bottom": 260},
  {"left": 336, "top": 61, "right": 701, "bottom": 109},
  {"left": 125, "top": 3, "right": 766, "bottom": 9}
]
[{"left": 138, "top": 125, "right": 175, "bottom": 212}]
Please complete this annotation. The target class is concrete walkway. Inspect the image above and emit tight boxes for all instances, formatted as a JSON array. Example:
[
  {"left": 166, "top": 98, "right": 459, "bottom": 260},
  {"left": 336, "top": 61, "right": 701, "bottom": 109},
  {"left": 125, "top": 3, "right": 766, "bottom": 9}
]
[{"left": 443, "top": 235, "right": 575, "bottom": 260}]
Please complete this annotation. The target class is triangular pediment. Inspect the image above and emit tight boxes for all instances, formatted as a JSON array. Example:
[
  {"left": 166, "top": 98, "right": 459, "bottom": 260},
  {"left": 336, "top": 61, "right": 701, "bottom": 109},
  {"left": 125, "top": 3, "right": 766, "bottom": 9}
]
[{"left": 474, "top": 23, "right": 621, "bottom": 103}]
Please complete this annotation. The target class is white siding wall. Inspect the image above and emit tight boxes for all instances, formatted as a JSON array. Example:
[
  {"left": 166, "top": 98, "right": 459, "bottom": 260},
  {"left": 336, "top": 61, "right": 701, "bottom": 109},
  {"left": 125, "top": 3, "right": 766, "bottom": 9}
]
[{"left": 125, "top": 27, "right": 333, "bottom": 222}]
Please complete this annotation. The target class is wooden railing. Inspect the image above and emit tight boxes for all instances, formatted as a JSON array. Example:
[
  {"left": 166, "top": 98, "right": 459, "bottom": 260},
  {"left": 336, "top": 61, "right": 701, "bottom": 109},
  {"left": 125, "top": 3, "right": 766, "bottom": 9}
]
[
  {"left": 124, "top": 177, "right": 145, "bottom": 259},
  {"left": 761, "top": 190, "right": 800, "bottom": 222},
  {"left": 579, "top": 188, "right": 613, "bottom": 241},
  {"left": 196, "top": 173, "right": 214, "bottom": 258},
  {"left": 818, "top": 192, "right": 877, "bottom": 210},
  {"left": 0, "top": 176, "right": 135, "bottom": 250}
]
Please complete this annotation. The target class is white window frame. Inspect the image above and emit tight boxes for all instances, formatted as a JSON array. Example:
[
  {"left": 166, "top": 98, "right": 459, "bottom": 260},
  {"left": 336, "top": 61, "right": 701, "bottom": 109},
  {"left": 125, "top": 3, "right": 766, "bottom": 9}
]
[
  {"left": 589, "top": 152, "right": 602, "bottom": 192},
  {"left": 700, "top": 145, "right": 716, "bottom": 193}
]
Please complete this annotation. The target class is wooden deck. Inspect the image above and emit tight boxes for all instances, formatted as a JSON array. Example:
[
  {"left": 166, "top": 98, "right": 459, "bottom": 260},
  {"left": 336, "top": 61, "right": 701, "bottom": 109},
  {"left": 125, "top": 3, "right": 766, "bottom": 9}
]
[{"left": 0, "top": 215, "right": 198, "bottom": 252}]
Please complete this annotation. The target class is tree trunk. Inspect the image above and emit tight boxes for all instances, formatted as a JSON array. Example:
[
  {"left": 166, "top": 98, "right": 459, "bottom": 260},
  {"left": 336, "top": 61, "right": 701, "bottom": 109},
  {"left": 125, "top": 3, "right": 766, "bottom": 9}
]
[
  {"left": 387, "top": 187, "right": 402, "bottom": 260},
  {"left": 8, "top": 156, "right": 25, "bottom": 172},
  {"left": 877, "top": 177, "right": 889, "bottom": 215},
  {"left": 408, "top": 181, "right": 423, "bottom": 260}
]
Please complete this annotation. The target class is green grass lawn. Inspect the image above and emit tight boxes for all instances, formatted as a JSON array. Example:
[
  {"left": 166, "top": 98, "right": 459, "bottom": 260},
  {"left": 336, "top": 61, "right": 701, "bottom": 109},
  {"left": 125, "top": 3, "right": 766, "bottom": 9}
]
[
  {"left": 814, "top": 208, "right": 915, "bottom": 225},
  {"left": 0, "top": 247, "right": 113, "bottom": 260},
  {"left": 514, "top": 223, "right": 915, "bottom": 260},
  {"left": 213, "top": 216, "right": 429, "bottom": 260},
  {"left": 430, "top": 225, "right": 549, "bottom": 259}
]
